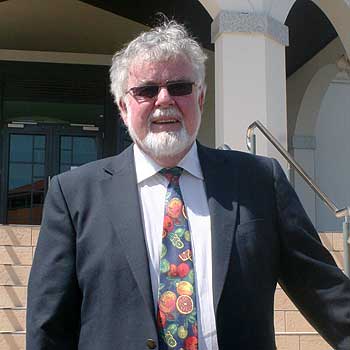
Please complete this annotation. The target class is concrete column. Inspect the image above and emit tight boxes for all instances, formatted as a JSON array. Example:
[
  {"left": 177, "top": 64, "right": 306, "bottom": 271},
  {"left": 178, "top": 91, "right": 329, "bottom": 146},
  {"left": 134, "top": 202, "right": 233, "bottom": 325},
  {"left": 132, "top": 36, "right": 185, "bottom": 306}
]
[
  {"left": 292, "top": 136, "right": 317, "bottom": 226},
  {"left": 212, "top": 11, "right": 289, "bottom": 167}
]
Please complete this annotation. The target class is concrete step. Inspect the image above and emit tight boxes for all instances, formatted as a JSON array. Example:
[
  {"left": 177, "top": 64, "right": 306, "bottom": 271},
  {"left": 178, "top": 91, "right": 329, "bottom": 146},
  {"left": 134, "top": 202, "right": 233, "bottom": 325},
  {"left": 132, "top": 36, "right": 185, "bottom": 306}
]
[
  {"left": 0, "top": 226, "right": 342, "bottom": 349},
  {"left": 0, "top": 226, "right": 39, "bottom": 247},
  {"left": 0, "top": 225, "right": 39, "bottom": 269},
  {"left": 0, "top": 309, "right": 26, "bottom": 332},
  {"left": 0, "top": 287, "right": 27, "bottom": 308},
  {"left": 0, "top": 247, "right": 33, "bottom": 266},
  {"left": 0, "top": 333, "right": 25, "bottom": 350},
  {"left": 273, "top": 231, "right": 342, "bottom": 350},
  {"left": 319, "top": 232, "right": 346, "bottom": 270},
  {"left": 276, "top": 333, "right": 332, "bottom": 350},
  {"left": 0, "top": 266, "right": 31, "bottom": 287}
]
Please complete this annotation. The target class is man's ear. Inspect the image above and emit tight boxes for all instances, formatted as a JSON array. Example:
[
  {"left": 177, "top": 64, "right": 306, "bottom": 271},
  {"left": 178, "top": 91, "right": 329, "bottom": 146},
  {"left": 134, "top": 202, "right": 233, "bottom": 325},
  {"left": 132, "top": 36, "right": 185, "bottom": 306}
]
[{"left": 118, "top": 98, "right": 128, "bottom": 126}]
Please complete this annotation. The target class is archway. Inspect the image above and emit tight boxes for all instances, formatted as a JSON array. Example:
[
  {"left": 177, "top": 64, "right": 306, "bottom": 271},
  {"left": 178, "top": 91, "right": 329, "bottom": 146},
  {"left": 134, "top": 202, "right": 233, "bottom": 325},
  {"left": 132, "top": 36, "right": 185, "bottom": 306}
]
[
  {"left": 290, "top": 44, "right": 350, "bottom": 231},
  {"left": 292, "top": 61, "right": 341, "bottom": 227},
  {"left": 312, "top": 0, "right": 350, "bottom": 57},
  {"left": 295, "top": 63, "right": 339, "bottom": 136},
  {"left": 288, "top": 0, "right": 350, "bottom": 137},
  {"left": 285, "top": 0, "right": 350, "bottom": 229}
]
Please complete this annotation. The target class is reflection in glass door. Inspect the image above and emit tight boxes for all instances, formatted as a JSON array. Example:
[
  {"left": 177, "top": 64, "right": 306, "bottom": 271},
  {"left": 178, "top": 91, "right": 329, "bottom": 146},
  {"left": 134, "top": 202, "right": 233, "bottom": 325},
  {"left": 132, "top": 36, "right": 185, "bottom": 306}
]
[
  {"left": 3, "top": 125, "right": 102, "bottom": 225},
  {"left": 59, "top": 136, "right": 98, "bottom": 173},
  {"left": 7, "top": 134, "right": 46, "bottom": 224}
]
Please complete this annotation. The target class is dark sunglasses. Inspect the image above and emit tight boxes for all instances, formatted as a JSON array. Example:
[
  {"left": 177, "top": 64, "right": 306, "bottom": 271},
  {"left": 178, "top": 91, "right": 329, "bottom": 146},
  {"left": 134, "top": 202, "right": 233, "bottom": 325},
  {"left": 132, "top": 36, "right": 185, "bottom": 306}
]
[{"left": 127, "top": 81, "right": 195, "bottom": 99}]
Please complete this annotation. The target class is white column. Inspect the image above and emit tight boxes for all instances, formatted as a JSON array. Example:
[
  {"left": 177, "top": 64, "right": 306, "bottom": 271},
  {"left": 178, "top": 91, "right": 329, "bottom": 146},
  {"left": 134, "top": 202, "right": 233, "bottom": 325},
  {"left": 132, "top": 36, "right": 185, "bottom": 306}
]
[{"left": 212, "top": 11, "right": 289, "bottom": 168}]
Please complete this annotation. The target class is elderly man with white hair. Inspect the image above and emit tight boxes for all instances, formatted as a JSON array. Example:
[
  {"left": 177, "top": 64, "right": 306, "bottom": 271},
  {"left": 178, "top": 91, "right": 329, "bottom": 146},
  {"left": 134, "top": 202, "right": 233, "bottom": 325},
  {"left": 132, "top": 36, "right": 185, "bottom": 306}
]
[{"left": 27, "top": 20, "right": 350, "bottom": 350}]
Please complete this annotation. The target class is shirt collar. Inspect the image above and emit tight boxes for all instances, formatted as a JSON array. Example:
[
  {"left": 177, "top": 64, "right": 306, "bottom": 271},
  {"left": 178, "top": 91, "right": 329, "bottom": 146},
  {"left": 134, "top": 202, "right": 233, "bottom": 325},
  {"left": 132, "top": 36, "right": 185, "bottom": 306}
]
[{"left": 133, "top": 142, "right": 204, "bottom": 184}]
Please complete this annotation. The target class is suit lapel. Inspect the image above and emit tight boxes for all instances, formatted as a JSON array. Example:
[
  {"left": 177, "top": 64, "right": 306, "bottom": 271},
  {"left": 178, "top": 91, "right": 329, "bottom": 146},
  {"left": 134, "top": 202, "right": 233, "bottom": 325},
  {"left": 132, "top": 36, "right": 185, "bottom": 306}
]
[
  {"left": 99, "top": 144, "right": 239, "bottom": 320},
  {"left": 198, "top": 144, "right": 239, "bottom": 312},
  {"left": 100, "top": 146, "right": 155, "bottom": 324}
]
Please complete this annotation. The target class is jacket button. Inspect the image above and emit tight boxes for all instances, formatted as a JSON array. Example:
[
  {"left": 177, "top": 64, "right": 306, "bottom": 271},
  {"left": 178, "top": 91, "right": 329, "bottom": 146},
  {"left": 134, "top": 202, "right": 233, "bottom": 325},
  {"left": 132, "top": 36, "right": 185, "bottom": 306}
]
[{"left": 146, "top": 338, "right": 157, "bottom": 349}]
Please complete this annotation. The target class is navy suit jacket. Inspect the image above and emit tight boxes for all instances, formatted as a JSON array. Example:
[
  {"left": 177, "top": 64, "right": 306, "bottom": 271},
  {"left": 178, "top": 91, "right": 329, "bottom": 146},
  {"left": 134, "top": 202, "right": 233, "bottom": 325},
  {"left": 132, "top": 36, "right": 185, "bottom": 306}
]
[{"left": 27, "top": 143, "right": 350, "bottom": 349}]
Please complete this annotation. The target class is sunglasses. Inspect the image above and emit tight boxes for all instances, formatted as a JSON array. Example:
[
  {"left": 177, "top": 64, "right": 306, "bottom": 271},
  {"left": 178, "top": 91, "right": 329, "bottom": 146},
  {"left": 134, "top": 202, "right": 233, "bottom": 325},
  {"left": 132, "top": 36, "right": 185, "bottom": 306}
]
[{"left": 126, "top": 81, "right": 195, "bottom": 99}]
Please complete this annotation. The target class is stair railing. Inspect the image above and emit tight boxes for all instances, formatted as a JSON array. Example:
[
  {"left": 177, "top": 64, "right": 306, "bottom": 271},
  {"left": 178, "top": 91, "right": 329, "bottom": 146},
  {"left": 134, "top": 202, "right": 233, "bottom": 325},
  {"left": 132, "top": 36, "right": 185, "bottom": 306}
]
[{"left": 241, "top": 120, "right": 350, "bottom": 277}]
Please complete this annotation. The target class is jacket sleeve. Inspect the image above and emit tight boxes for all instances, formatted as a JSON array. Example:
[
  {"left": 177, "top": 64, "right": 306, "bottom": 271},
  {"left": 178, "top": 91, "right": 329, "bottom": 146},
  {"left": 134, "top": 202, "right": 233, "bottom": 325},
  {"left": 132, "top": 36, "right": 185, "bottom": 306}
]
[
  {"left": 26, "top": 175, "right": 81, "bottom": 350},
  {"left": 272, "top": 158, "right": 350, "bottom": 350}
]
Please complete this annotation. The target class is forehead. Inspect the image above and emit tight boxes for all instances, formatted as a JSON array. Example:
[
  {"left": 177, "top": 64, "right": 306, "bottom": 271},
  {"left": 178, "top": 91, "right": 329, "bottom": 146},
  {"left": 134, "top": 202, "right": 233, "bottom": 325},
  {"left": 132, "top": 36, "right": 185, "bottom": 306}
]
[{"left": 127, "top": 55, "right": 195, "bottom": 86}]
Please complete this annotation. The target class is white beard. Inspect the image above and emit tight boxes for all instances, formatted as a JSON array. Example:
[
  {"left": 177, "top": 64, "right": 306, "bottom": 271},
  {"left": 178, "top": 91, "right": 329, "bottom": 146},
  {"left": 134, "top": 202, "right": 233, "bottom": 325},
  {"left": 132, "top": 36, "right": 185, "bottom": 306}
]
[{"left": 127, "top": 106, "right": 199, "bottom": 159}]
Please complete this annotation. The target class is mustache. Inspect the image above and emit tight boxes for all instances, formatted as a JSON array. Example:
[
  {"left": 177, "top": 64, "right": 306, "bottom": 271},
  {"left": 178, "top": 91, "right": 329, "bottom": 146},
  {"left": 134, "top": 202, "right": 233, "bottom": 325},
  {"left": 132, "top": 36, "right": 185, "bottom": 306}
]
[{"left": 149, "top": 107, "right": 183, "bottom": 121}]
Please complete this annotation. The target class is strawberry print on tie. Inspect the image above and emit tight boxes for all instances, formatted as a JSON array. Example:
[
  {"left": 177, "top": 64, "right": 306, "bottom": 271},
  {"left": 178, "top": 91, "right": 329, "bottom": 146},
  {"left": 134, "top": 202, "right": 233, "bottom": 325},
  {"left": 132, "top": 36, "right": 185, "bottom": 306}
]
[{"left": 157, "top": 167, "right": 198, "bottom": 350}]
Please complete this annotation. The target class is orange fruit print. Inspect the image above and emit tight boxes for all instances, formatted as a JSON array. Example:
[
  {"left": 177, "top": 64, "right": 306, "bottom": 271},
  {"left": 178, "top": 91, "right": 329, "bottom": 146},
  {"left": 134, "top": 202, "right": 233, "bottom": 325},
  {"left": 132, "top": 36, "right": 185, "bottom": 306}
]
[
  {"left": 163, "top": 215, "right": 174, "bottom": 233},
  {"left": 159, "top": 291, "right": 177, "bottom": 313},
  {"left": 167, "top": 198, "right": 183, "bottom": 218},
  {"left": 176, "top": 281, "right": 193, "bottom": 296},
  {"left": 177, "top": 262, "right": 190, "bottom": 278},
  {"left": 176, "top": 295, "right": 193, "bottom": 315},
  {"left": 184, "top": 336, "right": 198, "bottom": 350},
  {"left": 168, "top": 264, "right": 178, "bottom": 277},
  {"left": 158, "top": 168, "right": 198, "bottom": 350}
]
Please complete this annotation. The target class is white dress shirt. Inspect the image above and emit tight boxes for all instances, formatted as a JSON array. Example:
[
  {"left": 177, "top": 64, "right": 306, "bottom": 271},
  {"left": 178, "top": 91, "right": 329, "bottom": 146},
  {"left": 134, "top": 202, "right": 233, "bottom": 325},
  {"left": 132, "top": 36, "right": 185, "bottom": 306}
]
[{"left": 134, "top": 142, "right": 219, "bottom": 350}]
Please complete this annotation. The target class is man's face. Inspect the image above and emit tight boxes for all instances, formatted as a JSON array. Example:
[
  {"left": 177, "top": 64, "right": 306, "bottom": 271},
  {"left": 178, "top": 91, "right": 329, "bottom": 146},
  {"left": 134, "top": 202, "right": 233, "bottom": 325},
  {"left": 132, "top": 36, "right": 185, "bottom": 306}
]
[{"left": 119, "top": 55, "right": 204, "bottom": 160}]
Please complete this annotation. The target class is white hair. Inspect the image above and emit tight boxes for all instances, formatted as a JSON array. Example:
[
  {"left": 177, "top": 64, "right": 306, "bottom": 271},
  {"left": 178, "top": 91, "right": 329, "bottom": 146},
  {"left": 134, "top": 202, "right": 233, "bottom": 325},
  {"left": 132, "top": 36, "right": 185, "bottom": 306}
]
[{"left": 109, "top": 20, "right": 207, "bottom": 107}]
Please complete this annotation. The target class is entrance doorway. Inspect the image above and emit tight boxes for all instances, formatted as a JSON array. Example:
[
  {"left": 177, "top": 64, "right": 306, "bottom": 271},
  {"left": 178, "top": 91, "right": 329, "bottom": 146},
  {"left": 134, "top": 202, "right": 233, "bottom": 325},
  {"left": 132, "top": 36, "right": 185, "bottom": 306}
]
[{"left": 1, "top": 123, "right": 102, "bottom": 225}]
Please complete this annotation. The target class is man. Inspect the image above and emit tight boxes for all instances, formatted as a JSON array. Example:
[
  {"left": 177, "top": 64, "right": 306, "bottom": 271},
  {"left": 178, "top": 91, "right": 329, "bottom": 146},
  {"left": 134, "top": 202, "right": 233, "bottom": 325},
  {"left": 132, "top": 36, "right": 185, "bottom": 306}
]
[{"left": 27, "top": 21, "right": 350, "bottom": 350}]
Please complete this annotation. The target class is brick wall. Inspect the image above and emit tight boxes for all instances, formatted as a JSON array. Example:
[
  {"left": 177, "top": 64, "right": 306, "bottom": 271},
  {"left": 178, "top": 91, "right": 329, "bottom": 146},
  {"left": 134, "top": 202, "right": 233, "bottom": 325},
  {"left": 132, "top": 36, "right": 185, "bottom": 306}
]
[
  {"left": 274, "top": 232, "right": 345, "bottom": 350},
  {"left": 0, "top": 225, "right": 38, "bottom": 350},
  {"left": 0, "top": 226, "right": 344, "bottom": 349}
]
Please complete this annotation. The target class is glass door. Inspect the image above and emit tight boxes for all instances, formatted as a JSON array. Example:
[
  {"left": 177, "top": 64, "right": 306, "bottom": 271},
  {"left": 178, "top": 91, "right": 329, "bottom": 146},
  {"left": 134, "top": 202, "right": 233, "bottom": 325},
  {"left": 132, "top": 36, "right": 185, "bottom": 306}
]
[
  {"left": 2, "top": 123, "right": 102, "bottom": 225},
  {"left": 55, "top": 129, "right": 101, "bottom": 173},
  {"left": 4, "top": 127, "right": 48, "bottom": 225}
]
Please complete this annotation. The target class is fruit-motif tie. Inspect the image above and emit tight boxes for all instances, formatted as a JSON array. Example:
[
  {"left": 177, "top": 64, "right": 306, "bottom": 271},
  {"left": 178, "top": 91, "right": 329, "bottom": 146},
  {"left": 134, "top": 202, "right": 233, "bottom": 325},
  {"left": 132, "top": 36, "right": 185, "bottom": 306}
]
[{"left": 157, "top": 167, "right": 198, "bottom": 350}]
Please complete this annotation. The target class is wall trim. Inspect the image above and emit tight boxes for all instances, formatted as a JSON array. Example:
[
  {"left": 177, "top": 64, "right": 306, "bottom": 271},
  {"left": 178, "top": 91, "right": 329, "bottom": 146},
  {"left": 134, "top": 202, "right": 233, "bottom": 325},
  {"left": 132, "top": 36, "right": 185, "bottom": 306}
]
[
  {"left": 292, "top": 135, "right": 316, "bottom": 150},
  {"left": 211, "top": 10, "right": 289, "bottom": 46},
  {"left": 0, "top": 49, "right": 112, "bottom": 66}
]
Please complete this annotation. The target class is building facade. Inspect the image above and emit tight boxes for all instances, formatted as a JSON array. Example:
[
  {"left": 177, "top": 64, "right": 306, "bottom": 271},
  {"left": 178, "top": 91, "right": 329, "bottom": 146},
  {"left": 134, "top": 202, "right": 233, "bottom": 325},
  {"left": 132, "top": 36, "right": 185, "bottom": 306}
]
[{"left": 0, "top": 0, "right": 350, "bottom": 349}]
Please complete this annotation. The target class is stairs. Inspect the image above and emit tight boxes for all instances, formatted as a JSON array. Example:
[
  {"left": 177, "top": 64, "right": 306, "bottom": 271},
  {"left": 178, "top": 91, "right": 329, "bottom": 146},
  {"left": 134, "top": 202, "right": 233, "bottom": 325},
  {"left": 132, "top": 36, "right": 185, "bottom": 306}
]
[
  {"left": 0, "top": 225, "right": 38, "bottom": 350},
  {"left": 0, "top": 226, "right": 344, "bottom": 349},
  {"left": 274, "top": 232, "right": 344, "bottom": 350}
]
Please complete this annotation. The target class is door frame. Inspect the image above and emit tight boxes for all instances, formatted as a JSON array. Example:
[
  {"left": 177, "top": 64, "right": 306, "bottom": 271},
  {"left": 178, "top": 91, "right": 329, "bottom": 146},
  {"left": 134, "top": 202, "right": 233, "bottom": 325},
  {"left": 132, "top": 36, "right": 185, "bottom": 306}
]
[
  {"left": 0, "top": 122, "right": 103, "bottom": 224},
  {"left": 51, "top": 123, "right": 103, "bottom": 175},
  {"left": 0, "top": 60, "right": 129, "bottom": 224},
  {"left": 0, "top": 124, "right": 50, "bottom": 224}
]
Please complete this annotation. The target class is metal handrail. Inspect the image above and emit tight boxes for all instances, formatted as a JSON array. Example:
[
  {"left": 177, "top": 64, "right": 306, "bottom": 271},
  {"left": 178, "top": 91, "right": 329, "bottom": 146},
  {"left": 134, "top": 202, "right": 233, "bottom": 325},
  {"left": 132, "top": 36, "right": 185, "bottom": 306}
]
[
  {"left": 246, "top": 120, "right": 350, "bottom": 218},
  {"left": 245, "top": 120, "right": 350, "bottom": 277},
  {"left": 218, "top": 144, "right": 232, "bottom": 151}
]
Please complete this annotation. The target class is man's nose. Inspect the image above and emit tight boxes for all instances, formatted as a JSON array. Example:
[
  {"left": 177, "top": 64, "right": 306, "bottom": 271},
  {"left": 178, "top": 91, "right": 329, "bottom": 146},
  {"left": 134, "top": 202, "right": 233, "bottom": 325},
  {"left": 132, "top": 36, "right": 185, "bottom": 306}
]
[{"left": 155, "top": 86, "right": 175, "bottom": 107}]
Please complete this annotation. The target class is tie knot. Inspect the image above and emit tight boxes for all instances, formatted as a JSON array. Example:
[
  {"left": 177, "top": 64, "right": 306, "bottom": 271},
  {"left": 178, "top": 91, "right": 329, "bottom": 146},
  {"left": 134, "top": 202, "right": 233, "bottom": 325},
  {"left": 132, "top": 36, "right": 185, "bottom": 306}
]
[{"left": 159, "top": 167, "right": 183, "bottom": 183}]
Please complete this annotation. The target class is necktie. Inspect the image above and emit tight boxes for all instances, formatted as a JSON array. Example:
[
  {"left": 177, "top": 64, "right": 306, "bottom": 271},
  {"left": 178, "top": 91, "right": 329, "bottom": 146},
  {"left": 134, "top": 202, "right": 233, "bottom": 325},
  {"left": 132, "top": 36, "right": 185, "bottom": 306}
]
[{"left": 157, "top": 167, "right": 198, "bottom": 350}]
